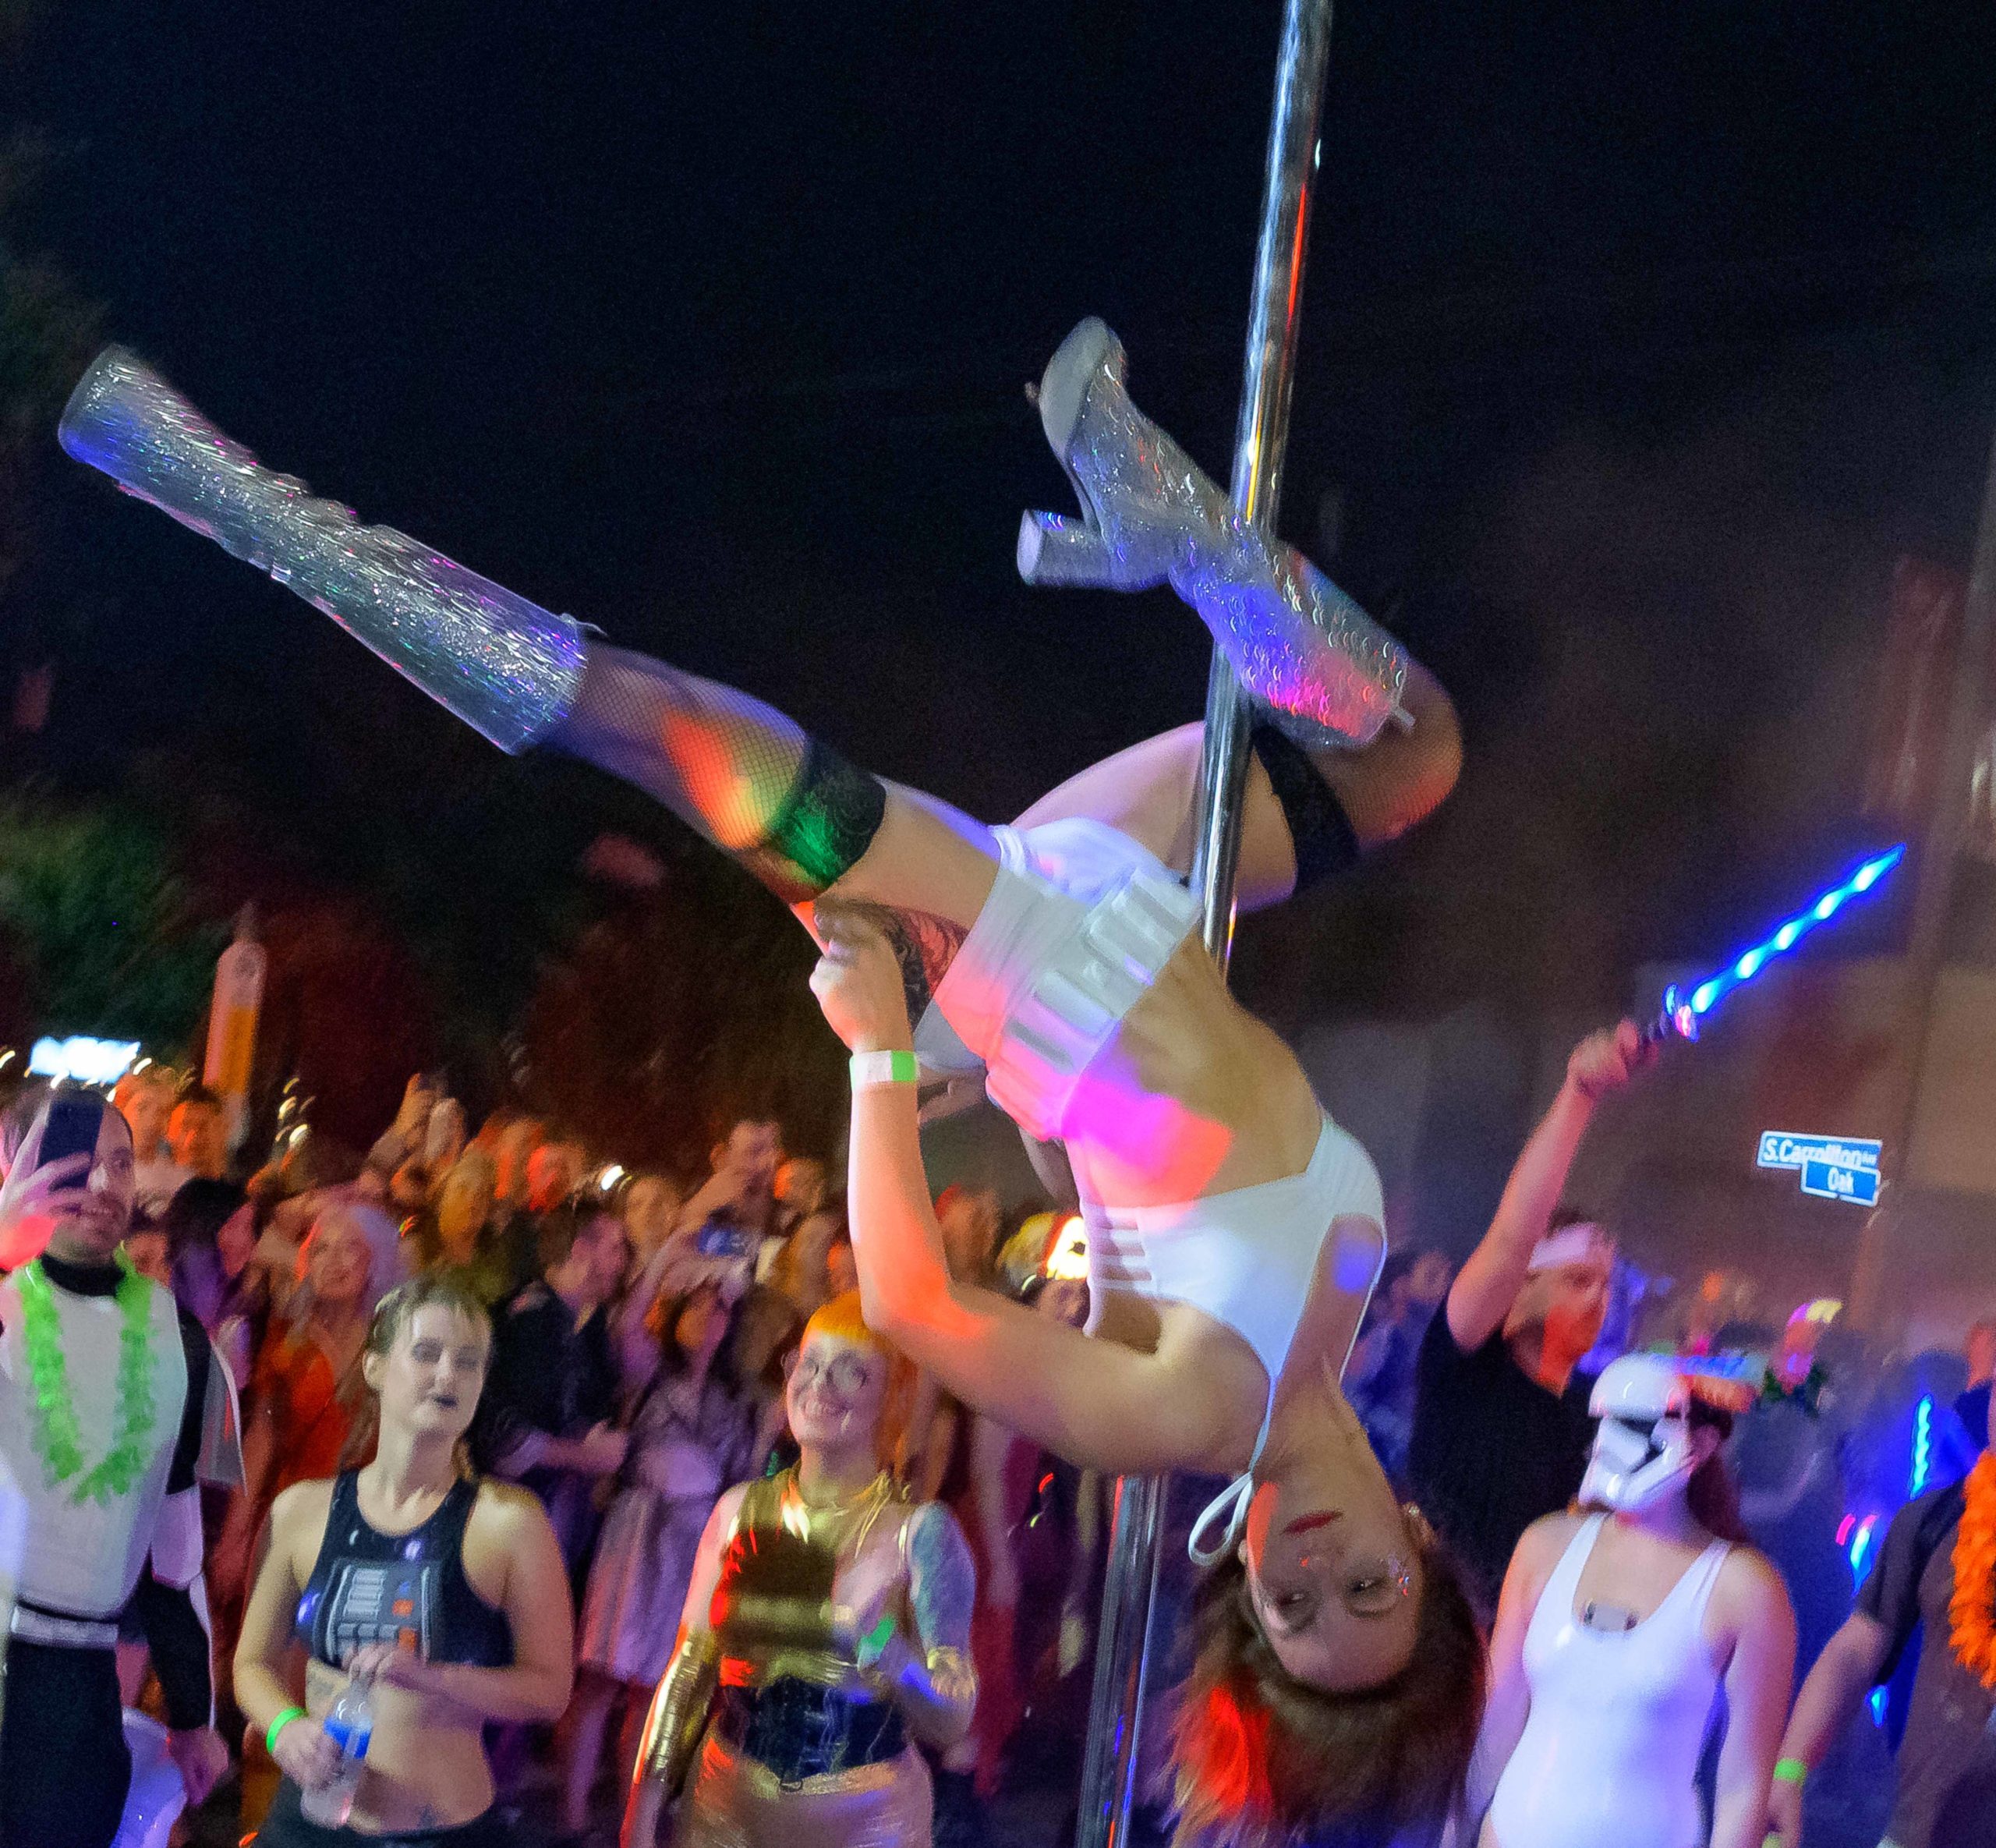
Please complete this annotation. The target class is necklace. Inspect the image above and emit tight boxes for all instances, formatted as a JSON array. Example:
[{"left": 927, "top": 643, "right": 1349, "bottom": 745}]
[
  {"left": 776, "top": 1467, "right": 898, "bottom": 1557},
  {"left": 1948, "top": 1453, "right": 1996, "bottom": 1690},
  {"left": 16, "top": 1253, "right": 161, "bottom": 1504}
]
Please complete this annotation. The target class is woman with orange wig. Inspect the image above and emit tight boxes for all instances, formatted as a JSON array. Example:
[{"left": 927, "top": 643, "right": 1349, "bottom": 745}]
[{"left": 621, "top": 1292, "right": 977, "bottom": 1848}]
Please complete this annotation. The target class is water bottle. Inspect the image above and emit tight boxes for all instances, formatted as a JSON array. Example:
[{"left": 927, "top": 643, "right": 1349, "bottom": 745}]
[{"left": 300, "top": 1680, "right": 373, "bottom": 1828}]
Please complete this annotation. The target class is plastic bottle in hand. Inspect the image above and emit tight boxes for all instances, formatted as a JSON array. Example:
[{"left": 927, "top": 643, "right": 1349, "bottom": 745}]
[{"left": 301, "top": 1680, "right": 373, "bottom": 1827}]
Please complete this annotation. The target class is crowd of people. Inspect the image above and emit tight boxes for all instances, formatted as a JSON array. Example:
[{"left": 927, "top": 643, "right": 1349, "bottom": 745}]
[
  {"left": 0, "top": 1021, "right": 1987, "bottom": 1848},
  {"left": 26, "top": 314, "right": 1996, "bottom": 1848}
]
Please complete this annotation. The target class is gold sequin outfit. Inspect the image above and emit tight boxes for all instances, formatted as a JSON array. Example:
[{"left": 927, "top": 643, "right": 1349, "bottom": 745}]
[{"left": 634, "top": 1468, "right": 977, "bottom": 1848}]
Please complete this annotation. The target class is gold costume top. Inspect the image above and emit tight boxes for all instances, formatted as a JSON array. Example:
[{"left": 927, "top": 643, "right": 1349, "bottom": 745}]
[{"left": 638, "top": 1467, "right": 978, "bottom": 1794}]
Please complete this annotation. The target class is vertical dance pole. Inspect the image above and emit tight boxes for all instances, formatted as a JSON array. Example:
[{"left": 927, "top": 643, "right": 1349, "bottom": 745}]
[{"left": 1073, "top": 5, "right": 1340, "bottom": 1846}]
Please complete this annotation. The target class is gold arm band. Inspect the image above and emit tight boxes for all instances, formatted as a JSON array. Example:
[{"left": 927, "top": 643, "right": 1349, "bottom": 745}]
[{"left": 635, "top": 1630, "right": 721, "bottom": 1797}]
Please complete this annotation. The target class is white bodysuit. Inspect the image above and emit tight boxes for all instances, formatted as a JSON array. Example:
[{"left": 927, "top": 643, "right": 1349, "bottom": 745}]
[{"left": 1488, "top": 1514, "right": 1731, "bottom": 1848}]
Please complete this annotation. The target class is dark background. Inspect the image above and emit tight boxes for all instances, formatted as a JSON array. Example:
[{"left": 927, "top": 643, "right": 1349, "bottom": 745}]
[{"left": 5, "top": 1, "right": 1996, "bottom": 1156}]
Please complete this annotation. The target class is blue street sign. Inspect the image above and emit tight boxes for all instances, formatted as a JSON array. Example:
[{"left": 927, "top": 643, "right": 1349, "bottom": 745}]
[
  {"left": 1757, "top": 1131, "right": 1881, "bottom": 1175},
  {"left": 1800, "top": 1159, "right": 1881, "bottom": 1207}
]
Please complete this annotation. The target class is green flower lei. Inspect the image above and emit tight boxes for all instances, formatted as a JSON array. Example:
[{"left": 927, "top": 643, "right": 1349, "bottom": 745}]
[{"left": 16, "top": 1252, "right": 161, "bottom": 1503}]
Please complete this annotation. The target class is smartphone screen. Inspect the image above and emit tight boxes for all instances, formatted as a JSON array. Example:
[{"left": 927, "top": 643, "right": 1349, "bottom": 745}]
[{"left": 33, "top": 1094, "right": 104, "bottom": 1178}]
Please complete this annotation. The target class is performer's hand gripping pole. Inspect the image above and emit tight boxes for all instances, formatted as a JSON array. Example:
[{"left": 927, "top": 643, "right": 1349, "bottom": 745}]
[{"left": 1072, "top": 5, "right": 1340, "bottom": 1846}]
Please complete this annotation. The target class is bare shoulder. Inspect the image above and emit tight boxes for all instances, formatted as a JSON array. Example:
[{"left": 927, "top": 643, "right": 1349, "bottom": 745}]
[
  {"left": 468, "top": 1475, "right": 557, "bottom": 1539},
  {"left": 264, "top": 1477, "right": 335, "bottom": 1581},
  {"left": 1511, "top": 1510, "right": 1587, "bottom": 1583},
  {"left": 706, "top": 1482, "right": 751, "bottom": 1539},
  {"left": 1714, "top": 1543, "right": 1794, "bottom": 1621}
]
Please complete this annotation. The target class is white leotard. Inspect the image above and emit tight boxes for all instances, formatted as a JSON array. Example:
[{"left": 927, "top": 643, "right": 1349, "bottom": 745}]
[{"left": 1488, "top": 1514, "right": 1729, "bottom": 1848}]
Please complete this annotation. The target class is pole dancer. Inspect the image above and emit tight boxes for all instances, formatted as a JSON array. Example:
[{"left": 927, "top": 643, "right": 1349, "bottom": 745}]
[{"left": 62, "top": 296, "right": 1478, "bottom": 1837}]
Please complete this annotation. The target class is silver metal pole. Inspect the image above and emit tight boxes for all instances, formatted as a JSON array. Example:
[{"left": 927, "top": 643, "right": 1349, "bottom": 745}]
[{"left": 1073, "top": 5, "right": 1339, "bottom": 1845}]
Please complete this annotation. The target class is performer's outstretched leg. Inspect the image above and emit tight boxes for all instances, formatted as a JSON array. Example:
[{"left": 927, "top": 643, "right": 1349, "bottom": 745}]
[{"left": 551, "top": 643, "right": 1004, "bottom": 1025}]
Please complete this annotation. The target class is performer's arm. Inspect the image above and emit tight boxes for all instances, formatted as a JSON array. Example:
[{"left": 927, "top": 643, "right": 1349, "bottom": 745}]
[
  {"left": 1446, "top": 1022, "right": 1647, "bottom": 1352},
  {"left": 344, "top": 1482, "right": 572, "bottom": 1722},
  {"left": 624, "top": 1488, "right": 741, "bottom": 1846},
  {"left": 1708, "top": 1551, "right": 1797, "bottom": 1848},
  {"left": 810, "top": 909, "right": 1244, "bottom": 1477}
]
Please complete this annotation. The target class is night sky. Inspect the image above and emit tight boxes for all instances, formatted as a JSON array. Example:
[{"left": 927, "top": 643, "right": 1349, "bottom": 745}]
[{"left": 11, "top": 2, "right": 1996, "bottom": 1087}]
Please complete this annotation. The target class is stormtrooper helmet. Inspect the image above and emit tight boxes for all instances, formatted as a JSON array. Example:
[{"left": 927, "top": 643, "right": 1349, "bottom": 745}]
[{"left": 1580, "top": 1353, "right": 1701, "bottom": 1512}]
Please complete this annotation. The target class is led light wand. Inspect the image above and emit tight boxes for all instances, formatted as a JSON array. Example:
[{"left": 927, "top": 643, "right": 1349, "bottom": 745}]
[{"left": 1640, "top": 844, "right": 1907, "bottom": 1047}]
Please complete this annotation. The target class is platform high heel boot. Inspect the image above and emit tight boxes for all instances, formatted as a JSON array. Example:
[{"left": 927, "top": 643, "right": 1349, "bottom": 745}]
[
  {"left": 58, "top": 345, "right": 584, "bottom": 752},
  {"left": 1017, "top": 317, "right": 1410, "bottom": 750}
]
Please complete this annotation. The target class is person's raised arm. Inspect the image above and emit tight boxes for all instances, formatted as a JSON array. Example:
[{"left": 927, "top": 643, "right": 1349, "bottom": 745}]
[
  {"left": 1446, "top": 1022, "right": 1649, "bottom": 1351},
  {"left": 808, "top": 902, "right": 1245, "bottom": 1477},
  {"left": 1708, "top": 1551, "right": 1797, "bottom": 1848}
]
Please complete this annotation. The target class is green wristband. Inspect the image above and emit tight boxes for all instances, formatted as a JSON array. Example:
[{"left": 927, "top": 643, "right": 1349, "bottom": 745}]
[
  {"left": 850, "top": 1050, "right": 919, "bottom": 1090},
  {"left": 265, "top": 1705, "right": 306, "bottom": 1757},
  {"left": 855, "top": 1613, "right": 897, "bottom": 1667},
  {"left": 1772, "top": 1757, "right": 1807, "bottom": 1786}
]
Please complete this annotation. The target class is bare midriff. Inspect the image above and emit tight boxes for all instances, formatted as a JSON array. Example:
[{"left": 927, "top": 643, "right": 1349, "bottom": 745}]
[
  {"left": 303, "top": 1659, "right": 495, "bottom": 1834},
  {"left": 1069, "top": 934, "right": 1322, "bottom": 1209}
]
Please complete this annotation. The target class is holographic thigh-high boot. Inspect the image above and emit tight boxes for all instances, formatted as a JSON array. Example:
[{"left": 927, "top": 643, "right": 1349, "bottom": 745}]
[
  {"left": 1017, "top": 317, "right": 1410, "bottom": 750},
  {"left": 58, "top": 345, "right": 887, "bottom": 905}
]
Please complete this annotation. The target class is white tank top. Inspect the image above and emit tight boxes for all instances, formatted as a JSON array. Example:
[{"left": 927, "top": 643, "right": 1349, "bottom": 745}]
[{"left": 1488, "top": 1514, "right": 1730, "bottom": 1848}]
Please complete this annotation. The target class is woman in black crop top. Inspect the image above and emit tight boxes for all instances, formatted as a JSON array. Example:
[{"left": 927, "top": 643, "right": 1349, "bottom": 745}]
[{"left": 235, "top": 1273, "right": 574, "bottom": 1843}]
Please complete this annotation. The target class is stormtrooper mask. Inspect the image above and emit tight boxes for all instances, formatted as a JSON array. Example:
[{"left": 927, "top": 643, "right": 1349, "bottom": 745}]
[{"left": 1580, "top": 1353, "right": 1699, "bottom": 1513}]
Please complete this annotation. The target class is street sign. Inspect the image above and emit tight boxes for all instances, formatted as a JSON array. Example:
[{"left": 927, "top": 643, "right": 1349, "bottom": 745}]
[
  {"left": 1757, "top": 1130, "right": 1881, "bottom": 1207},
  {"left": 1800, "top": 1159, "right": 1881, "bottom": 1206}
]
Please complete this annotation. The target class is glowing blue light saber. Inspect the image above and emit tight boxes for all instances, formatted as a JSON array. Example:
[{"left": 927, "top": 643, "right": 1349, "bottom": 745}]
[{"left": 1644, "top": 844, "right": 1907, "bottom": 1045}]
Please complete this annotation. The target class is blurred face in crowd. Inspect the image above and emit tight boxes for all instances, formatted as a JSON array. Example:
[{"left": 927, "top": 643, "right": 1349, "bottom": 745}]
[
  {"left": 305, "top": 1209, "right": 374, "bottom": 1312},
  {"left": 389, "top": 1157, "right": 430, "bottom": 1213},
  {"left": 1538, "top": 1255, "right": 1613, "bottom": 1366},
  {"left": 217, "top": 1205, "right": 257, "bottom": 1280},
  {"left": 786, "top": 1328, "right": 888, "bottom": 1454},
  {"left": 623, "top": 1174, "right": 683, "bottom": 1255},
  {"left": 493, "top": 1117, "right": 545, "bottom": 1202},
  {"left": 30, "top": 1105, "right": 139, "bottom": 1264},
  {"left": 1406, "top": 1251, "right": 1452, "bottom": 1310},
  {"left": 437, "top": 1158, "right": 496, "bottom": 1259},
  {"left": 937, "top": 1188, "right": 1000, "bottom": 1280},
  {"left": 369, "top": 1301, "right": 490, "bottom": 1446},
  {"left": 169, "top": 1098, "right": 228, "bottom": 1179},
  {"left": 1966, "top": 1319, "right": 1996, "bottom": 1389},
  {"left": 673, "top": 1284, "right": 731, "bottom": 1368},
  {"left": 775, "top": 1156, "right": 827, "bottom": 1220},
  {"left": 564, "top": 1213, "right": 631, "bottom": 1308},
  {"left": 526, "top": 1140, "right": 587, "bottom": 1213},
  {"left": 113, "top": 1071, "right": 173, "bottom": 1162},
  {"left": 721, "top": 1120, "right": 782, "bottom": 1196},
  {"left": 122, "top": 1227, "right": 171, "bottom": 1287}
]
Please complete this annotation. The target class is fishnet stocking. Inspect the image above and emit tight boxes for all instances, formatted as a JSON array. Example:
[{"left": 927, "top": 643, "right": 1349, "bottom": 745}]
[{"left": 553, "top": 645, "right": 883, "bottom": 902}]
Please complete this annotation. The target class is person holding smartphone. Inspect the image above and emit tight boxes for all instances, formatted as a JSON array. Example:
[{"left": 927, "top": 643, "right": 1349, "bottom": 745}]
[{"left": 0, "top": 1084, "right": 243, "bottom": 1848}]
